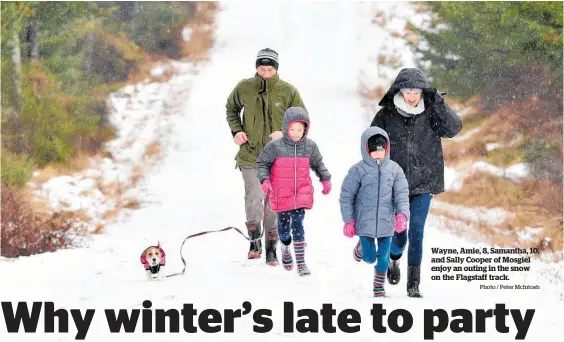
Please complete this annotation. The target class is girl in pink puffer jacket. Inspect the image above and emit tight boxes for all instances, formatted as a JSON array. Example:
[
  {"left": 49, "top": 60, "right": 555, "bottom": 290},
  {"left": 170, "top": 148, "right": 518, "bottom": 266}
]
[{"left": 256, "top": 107, "right": 331, "bottom": 276}]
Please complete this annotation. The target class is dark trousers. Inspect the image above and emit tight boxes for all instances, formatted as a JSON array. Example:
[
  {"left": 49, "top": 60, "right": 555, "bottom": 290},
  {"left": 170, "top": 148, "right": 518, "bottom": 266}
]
[
  {"left": 277, "top": 208, "right": 305, "bottom": 244},
  {"left": 389, "top": 194, "right": 432, "bottom": 266}
]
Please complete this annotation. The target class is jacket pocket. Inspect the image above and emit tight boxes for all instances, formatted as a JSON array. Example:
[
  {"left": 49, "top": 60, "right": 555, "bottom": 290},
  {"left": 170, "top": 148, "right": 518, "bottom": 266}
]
[
  {"left": 247, "top": 139, "right": 258, "bottom": 153},
  {"left": 241, "top": 97, "right": 259, "bottom": 131},
  {"left": 238, "top": 139, "right": 259, "bottom": 163}
]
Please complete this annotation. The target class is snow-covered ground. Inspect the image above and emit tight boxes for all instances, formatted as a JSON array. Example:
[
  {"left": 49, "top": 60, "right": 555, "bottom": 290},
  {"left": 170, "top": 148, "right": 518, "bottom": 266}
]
[{"left": 2, "top": 2, "right": 562, "bottom": 342}]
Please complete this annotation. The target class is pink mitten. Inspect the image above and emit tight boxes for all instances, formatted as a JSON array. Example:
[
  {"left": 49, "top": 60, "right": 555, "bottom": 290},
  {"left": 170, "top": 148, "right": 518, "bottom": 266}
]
[
  {"left": 261, "top": 180, "right": 272, "bottom": 194},
  {"left": 321, "top": 180, "right": 332, "bottom": 195},
  {"left": 343, "top": 222, "right": 355, "bottom": 238},
  {"left": 395, "top": 213, "right": 407, "bottom": 233}
]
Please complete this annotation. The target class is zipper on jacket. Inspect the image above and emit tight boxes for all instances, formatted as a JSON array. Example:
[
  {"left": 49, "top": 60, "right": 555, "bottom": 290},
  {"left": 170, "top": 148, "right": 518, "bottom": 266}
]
[
  {"left": 261, "top": 93, "right": 267, "bottom": 141},
  {"left": 406, "top": 118, "right": 413, "bottom": 183},
  {"left": 376, "top": 163, "right": 381, "bottom": 233},
  {"left": 294, "top": 143, "right": 297, "bottom": 209}
]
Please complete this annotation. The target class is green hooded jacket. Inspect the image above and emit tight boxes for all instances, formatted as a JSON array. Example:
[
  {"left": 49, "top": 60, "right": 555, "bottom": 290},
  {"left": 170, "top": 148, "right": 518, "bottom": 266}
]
[{"left": 226, "top": 73, "right": 305, "bottom": 168}]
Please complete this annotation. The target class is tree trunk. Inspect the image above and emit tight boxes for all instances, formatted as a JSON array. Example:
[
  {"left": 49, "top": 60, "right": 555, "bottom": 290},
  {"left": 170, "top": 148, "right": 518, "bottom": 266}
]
[
  {"left": 28, "top": 20, "right": 39, "bottom": 60},
  {"left": 84, "top": 4, "right": 94, "bottom": 74},
  {"left": 10, "top": 29, "right": 24, "bottom": 153},
  {"left": 11, "top": 31, "right": 22, "bottom": 99},
  {"left": 131, "top": 2, "right": 139, "bottom": 34}
]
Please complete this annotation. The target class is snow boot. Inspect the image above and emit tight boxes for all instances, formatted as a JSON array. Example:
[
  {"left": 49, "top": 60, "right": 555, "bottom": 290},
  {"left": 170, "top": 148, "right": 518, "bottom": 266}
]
[
  {"left": 281, "top": 242, "right": 293, "bottom": 271},
  {"left": 353, "top": 239, "right": 362, "bottom": 262},
  {"left": 294, "top": 241, "right": 310, "bottom": 276},
  {"left": 407, "top": 265, "right": 423, "bottom": 298},
  {"left": 373, "top": 270, "right": 387, "bottom": 297},
  {"left": 387, "top": 257, "right": 401, "bottom": 285},
  {"left": 265, "top": 231, "right": 279, "bottom": 266},
  {"left": 246, "top": 221, "right": 262, "bottom": 259}
]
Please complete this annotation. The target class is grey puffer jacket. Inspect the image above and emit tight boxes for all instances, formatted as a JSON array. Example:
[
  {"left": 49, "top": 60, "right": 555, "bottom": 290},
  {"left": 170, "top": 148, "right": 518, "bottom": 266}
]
[{"left": 339, "top": 127, "right": 410, "bottom": 238}]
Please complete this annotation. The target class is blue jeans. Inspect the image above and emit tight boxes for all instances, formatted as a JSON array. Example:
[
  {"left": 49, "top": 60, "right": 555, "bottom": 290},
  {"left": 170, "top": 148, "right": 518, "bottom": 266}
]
[
  {"left": 277, "top": 209, "right": 305, "bottom": 244},
  {"left": 360, "top": 236, "right": 392, "bottom": 273},
  {"left": 390, "top": 194, "right": 432, "bottom": 266}
]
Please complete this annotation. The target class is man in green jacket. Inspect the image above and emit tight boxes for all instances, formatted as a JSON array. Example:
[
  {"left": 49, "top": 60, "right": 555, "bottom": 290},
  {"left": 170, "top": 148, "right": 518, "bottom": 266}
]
[{"left": 225, "top": 48, "right": 305, "bottom": 266}]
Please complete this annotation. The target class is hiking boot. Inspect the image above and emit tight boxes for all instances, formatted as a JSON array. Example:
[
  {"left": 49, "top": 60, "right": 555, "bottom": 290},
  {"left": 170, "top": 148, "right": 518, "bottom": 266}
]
[
  {"left": 407, "top": 265, "right": 423, "bottom": 298},
  {"left": 265, "top": 232, "right": 279, "bottom": 266},
  {"left": 387, "top": 258, "right": 401, "bottom": 285},
  {"left": 246, "top": 221, "right": 262, "bottom": 259}
]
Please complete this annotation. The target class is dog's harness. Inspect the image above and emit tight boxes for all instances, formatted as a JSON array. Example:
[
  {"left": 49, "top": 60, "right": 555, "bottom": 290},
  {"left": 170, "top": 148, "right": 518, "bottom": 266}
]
[
  {"left": 141, "top": 226, "right": 264, "bottom": 278},
  {"left": 148, "top": 265, "right": 162, "bottom": 274}
]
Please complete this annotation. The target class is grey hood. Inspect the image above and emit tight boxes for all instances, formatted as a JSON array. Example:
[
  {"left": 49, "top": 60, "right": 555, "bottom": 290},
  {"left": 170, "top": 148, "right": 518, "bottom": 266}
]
[
  {"left": 282, "top": 106, "right": 310, "bottom": 143},
  {"left": 361, "top": 126, "right": 390, "bottom": 166}
]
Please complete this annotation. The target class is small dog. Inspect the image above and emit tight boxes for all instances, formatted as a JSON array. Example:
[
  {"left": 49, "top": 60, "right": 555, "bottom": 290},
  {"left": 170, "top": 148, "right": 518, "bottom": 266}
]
[{"left": 140, "top": 243, "right": 166, "bottom": 280}]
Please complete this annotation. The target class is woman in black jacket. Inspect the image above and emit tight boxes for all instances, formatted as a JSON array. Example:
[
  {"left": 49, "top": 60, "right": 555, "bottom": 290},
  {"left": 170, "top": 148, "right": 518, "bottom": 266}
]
[{"left": 369, "top": 68, "right": 463, "bottom": 298}]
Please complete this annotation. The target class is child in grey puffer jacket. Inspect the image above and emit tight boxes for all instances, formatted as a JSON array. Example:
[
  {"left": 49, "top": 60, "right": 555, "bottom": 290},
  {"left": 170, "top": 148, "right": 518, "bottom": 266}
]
[{"left": 339, "top": 126, "right": 410, "bottom": 297}]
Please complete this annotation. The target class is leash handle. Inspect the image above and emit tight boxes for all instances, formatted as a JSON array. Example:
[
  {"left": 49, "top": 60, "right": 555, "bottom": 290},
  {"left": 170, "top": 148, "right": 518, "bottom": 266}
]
[{"left": 165, "top": 226, "right": 262, "bottom": 278}]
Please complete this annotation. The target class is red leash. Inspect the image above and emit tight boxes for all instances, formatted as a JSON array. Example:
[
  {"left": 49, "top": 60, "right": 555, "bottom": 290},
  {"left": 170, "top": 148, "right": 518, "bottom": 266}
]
[{"left": 165, "top": 226, "right": 264, "bottom": 278}]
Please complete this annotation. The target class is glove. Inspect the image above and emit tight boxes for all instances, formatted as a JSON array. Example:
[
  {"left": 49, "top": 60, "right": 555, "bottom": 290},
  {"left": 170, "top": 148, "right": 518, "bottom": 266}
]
[
  {"left": 395, "top": 213, "right": 408, "bottom": 233},
  {"left": 321, "top": 180, "right": 331, "bottom": 195},
  {"left": 261, "top": 180, "right": 272, "bottom": 194},
  {"left": 424, "top": 87, "right": 445, "bottom": 105},
  {"left": 343, "top": 222, "right": 355, "bottom": 238}
]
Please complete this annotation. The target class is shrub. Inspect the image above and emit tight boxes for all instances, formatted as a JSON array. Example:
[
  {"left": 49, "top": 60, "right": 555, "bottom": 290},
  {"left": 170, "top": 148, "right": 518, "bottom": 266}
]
[
  {"left": 523, "top": 139, "right": 562, "bottom": 183},
  {"left": 1, "top": 183, "right": 87, "bottom": 258}
]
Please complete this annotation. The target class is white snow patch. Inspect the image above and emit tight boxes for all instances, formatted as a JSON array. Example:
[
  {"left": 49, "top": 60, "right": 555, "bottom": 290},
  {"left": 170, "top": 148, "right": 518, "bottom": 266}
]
[
  {"left": 432, "top": 200, "right": 513, "bottom": 226},
  {"left": 505, "top": 163, "right": 530, "bottom": 179},
  {"left": 443, "top": 162, "right": 524, "bottom": 192},
  {"left": 473, "top": 160, "right": 505, "bottom": 177},
  {"left": 443, "top": 161, "right": 531, "bottom": 190},
  {"left": 150, "top": 65, "right": 166, "bottom": 77},
  {"left": 459, "top": 106, "right": 474, "bottom": 117},
  {"left": 182, "top": 26, "right": 192, "bottom": 41},
  {"left": 515, "top": 227, "right": 544, "bottom": 242},
  {"left": 444, "top": 166, "right": 465, "bottom": 191},
  {"left": 486, "top": 142, "right": 503, "bottom": 151},
  {"left": 473, "top": 161, "right": 530, "bottom": 181}
]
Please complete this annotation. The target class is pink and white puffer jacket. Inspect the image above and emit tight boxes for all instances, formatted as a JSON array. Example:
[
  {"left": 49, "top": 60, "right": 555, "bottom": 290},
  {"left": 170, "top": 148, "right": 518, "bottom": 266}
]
[{"left": 256, "top": 107, "right": 331, "bottom": 213}]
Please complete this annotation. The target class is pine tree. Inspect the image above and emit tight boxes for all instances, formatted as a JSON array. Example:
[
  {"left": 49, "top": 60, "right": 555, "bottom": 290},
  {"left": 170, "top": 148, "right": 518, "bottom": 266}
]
[{"left": 415, "top": 2, "right": 562, "bottom": 102}]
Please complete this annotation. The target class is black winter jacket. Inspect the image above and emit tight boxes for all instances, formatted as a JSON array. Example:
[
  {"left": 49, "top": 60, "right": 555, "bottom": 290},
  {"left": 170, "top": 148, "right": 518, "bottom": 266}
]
[{"left": 370, "top": 68, "right": 463, "bottom": 195}]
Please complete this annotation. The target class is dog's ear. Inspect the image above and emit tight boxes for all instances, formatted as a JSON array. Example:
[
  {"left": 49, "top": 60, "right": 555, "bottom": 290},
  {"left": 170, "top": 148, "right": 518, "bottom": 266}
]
[
  {"left": 140, "top": 248, "right": 148, "bottom": 264},
  {"left": 157, "top": 241, "right": 165, "bottom": 256}
]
